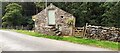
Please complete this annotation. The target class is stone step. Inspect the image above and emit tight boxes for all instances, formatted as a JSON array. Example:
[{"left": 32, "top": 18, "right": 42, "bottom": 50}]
[
  {"left": 51, "top": 28, "right": 57, "bottom": 31},
  {"left": 56, "top": 32, "right": 61, "bottom": 36},
  {"left": 55, "top": 30, "right": 59, "bottom": 33}
]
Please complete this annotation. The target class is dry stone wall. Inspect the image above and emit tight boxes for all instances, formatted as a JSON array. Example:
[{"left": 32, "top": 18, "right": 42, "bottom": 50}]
[{"left": 74, "top": 26, "right": 120, "bottom": 42}]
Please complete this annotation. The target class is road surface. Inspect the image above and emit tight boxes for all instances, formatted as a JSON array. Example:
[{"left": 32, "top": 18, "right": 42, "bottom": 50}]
[{"left": 0, "top": 30, "right": 112, "bottom": 51}]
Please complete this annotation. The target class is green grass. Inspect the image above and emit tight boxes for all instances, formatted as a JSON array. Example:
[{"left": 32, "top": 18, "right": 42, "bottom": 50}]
[{"left": 11, "top": 29, "right": 119, "bottom": 50}]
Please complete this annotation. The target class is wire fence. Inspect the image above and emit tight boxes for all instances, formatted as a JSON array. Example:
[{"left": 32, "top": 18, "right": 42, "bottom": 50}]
[{"left": 2, "top": 25, "right": 34, "bottom": 30}]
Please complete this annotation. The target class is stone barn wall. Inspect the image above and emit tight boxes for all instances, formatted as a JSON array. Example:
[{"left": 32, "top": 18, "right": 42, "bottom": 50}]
[{"left": 34, "top": 4, "right": 75, "bottom": 36}]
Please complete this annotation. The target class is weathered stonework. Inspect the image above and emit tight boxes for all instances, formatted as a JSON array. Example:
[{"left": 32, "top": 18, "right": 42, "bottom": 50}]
[
  {"left": 33, "top": 3, "right": 75, "bottom": 36},
  {"left": 32, "top": 3, "right": 120, "bottom": 42}
]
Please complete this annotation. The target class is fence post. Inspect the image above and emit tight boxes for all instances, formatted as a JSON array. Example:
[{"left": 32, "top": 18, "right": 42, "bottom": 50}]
[
  {"left": 21, "top": 25, "right": 23, "bottom": 30},
  {"left": 83, "top": 23, "right": 88, "bottom": 37}
]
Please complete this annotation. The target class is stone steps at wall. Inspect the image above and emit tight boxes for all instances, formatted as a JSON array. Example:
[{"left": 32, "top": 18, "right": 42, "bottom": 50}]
[{"left": 50, "top": 26, "right": 61, "bottom": 36}]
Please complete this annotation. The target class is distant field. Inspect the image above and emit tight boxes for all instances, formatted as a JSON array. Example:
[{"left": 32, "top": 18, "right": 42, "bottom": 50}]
[{"left": 11, "top": 29, "right": 119, "bottom": 50}]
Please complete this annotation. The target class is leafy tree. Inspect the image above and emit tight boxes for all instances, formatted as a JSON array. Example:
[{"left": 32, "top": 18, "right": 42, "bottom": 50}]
[
  {"left": 18, "top": 2, "right": 36, "bottom": 16},
  {"left": 2, "top": 2, "right": 120, "bottom": 29},
  {"left": 34, "top": 2, "right": 45, "bottom": 13},
  {"left": 101, "top": 2, "right": 119, "bottom": 27},
  {"left": 2, "top": 3, "right": 23, "bottom": 28}
]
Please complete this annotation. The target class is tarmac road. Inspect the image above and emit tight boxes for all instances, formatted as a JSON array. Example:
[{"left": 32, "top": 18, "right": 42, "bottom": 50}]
[{"left": 0, "top": 30, "right": 112, "bottom": 51}]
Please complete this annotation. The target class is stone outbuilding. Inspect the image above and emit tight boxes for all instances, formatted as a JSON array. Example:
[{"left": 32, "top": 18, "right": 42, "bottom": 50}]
[{"left": 32, "top": 3, "right": 75, "bottom": 36}]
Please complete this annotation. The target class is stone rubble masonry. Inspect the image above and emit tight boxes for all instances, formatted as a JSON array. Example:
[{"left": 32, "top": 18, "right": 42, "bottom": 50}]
[
  {"left": 33, "top": 3, "right": 75, "bottom": 36},
  {"left": 33, "top": 3, "right": 120, "bottom": 42}
]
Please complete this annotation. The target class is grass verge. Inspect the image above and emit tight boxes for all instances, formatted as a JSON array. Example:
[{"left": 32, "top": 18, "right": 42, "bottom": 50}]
[{"left": 11, "top": 29, "right": 118, "bottom": 50}]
